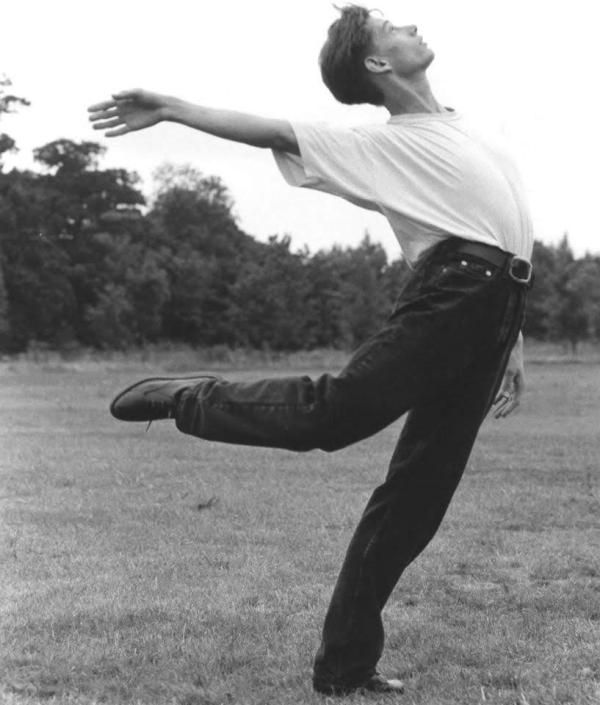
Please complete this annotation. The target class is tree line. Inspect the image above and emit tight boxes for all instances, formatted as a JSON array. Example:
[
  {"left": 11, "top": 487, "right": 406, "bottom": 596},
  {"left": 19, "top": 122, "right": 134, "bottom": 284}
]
[{"left": 1, "top": 78, "right": 599, "bottom": 354}]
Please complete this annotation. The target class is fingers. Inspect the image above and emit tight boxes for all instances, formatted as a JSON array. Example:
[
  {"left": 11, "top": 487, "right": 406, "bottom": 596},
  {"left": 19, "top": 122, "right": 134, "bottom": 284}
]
[
  {"left": 492, "top": 391, "right": 509, "bottom": 418},
  {"left": 91, "top": 117, "right": 123, "bottom": 131},
  {"left": 105, "top": 125, "right": 131, "bottom": 138},
  {"left": 493, "top": 392, "right": 519, "bottom": 419},
  {"left": 493, "top": 387, "right": 507, "bottom": 405},
  {"left": 87, "top": 99, "right": 119, "bottom": 112},
  {"left": 87, "top": 89, "right": 139, "bottom": 114},
  {"left": 88, "top": 108, "right": 118, "bottom": 122},
  {"left": 492, "top": 380, "right": 523, "bottom": 418},
  {"left": 88, "top": 106, "right": 125, "bottom": 133},
  {"left": 112, "top": 89, "right": 140, "bottom": 100}
]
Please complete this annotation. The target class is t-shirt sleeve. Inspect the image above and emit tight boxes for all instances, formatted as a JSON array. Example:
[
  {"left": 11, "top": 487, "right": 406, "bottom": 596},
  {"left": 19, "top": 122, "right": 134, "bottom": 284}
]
[{"left": 272, "top": 122, "right": 381, "bottom": 213}]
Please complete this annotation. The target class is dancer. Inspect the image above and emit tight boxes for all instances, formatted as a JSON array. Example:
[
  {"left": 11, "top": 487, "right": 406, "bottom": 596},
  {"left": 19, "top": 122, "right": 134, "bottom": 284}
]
[{"left": 89, "top": 5, "right": 533, "bottom": 696}]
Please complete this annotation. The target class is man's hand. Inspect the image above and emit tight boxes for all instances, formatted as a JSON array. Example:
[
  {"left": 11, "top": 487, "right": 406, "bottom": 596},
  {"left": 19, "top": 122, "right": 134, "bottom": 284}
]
[
  {"left": 493, "top": 332, "right": 525, "bottom": 419},
  {"left": 88, "top": 89, "right": 168, "bottom": 137}
]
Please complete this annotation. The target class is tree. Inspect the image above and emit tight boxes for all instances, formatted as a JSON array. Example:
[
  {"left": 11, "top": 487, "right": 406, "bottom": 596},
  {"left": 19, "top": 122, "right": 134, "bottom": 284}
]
[
  {"left": 546, "top": 235, "right": 588, "bottom": 352},
  {"left": 228, "top": 235, "right": 314, "bottom": 349},
  {"left": 1, "top": 226, "right": 76, "bottom": 349},
  {"left": 33, "top": 139, "right": 105, "bottom": 175},
  {"left": 148, "top": 164, "right": 257, "bottom": 344},
  {"left": 150, "top": 163, "right": 244, "bottom": 255},
  {"left": 31, "top": 139, "right": 146, "bottom": 344},
  {"left": 160, "top": 248, "right": 220, "bottom": 344},
  {"left": 83, "top": 233, "right": 170, "bottom": 347},
  {"left": 0, "top": 138, "right": 147, "bottom": 350},
  {"left": 33, "top": 139, "right": 145, "bottom": 236},
  {"left": 0, "top": 77, "right": 30, "bottom": 347},
  {"left": 524, "top": 240, "right": 560, "bottom": 339},
  {"left": 561, "top": 255, "right": 600, "bottom": 344},
  {"left": 85, "top": 283, "right": 134, "bottom": 350},
  {"left": 5, "top": 127, "right": 600, "bottom": 354},
  {"left": 311, "top": 234, "right": 390, "bottom": 349},
  {"left": 0, "top": 76, "right": 30, "bottom": 170}
]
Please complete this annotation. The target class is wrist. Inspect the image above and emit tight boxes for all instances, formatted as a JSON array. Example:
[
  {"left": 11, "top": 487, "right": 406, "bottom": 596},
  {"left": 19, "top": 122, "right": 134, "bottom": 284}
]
[
  {"left": 513, "top": 330, "right": 523, "bottom": 351},
  {"left": 161, "top": 95, "right": 184, "bottom": 122},
  {"left": 512, "top": 332, "right": 524, "bottom": 363}
]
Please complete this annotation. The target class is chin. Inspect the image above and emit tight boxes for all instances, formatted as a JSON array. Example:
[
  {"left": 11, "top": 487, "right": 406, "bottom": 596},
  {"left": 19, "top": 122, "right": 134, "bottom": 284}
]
[{"left": 422, "top": 49, "right": 435, "bottom": 68}]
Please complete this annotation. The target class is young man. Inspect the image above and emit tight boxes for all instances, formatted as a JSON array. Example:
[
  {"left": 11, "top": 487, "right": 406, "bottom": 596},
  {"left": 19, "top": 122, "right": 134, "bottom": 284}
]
[{"left": 89, "top": 5, "right": 533, "bottom": 696}]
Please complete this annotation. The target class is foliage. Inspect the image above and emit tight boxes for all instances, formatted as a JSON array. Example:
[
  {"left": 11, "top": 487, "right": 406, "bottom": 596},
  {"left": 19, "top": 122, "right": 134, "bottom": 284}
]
[
  {"left": 0, "top": 138, "right": 147, "bottom": 350},
  {"left": 524, "top": 236, "right": 600, "bottom": 351},
  {"left": 0, "top": 77, "right": 30, "bottom": 345},
  {"left": 0, "top": 108, "right": 598, "bottom": 352},
  {"left": 0, "top": 75, "right": 30, "bottom": 169}
]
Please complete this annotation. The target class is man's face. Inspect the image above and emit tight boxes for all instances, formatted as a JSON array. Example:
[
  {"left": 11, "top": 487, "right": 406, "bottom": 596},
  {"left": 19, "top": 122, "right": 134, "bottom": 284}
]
[{"left": 366, "top": 17, "right": 435, "bottom": 77}]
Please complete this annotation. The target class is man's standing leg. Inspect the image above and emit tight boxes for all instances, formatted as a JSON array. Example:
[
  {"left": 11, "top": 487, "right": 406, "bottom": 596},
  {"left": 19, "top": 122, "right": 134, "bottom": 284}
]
[{"left": 312, "top": 317, "right": 524, "bottom": 693}]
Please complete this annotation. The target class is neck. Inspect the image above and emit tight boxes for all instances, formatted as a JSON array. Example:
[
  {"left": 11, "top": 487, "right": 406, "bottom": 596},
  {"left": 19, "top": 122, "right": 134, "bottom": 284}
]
[{"left": 382, "top": 73, "right": 443, "bottom": 115}]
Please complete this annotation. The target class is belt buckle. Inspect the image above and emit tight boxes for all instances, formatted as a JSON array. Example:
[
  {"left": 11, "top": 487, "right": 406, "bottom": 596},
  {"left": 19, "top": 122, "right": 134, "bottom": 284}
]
[{"left": 508, "top": 257, "right": 533, "bottom": 285}]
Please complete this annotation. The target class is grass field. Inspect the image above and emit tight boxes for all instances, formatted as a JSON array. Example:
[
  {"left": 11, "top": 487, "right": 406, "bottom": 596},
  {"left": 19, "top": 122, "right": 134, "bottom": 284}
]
[{"left": 1, "top": 360, "right": 600, "bottom": 705}]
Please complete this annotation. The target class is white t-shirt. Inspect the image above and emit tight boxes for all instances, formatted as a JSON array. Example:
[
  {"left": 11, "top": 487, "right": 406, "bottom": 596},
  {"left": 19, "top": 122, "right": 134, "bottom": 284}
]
[{"left": 273, "top": 111, "right": 533, "bottom": 266}]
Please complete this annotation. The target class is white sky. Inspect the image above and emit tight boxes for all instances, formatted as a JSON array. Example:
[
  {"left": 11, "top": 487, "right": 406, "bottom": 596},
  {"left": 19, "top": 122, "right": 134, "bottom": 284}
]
[{"left": 2, "top": 0, "right": 599, "bottom": 258}]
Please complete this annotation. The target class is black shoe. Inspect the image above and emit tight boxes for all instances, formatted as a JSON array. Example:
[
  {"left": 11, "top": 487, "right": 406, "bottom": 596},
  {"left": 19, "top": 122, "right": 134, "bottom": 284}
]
[
  {"left": 109, "top": 375, "right": 217, "bottom": 422},
  {"left": 313, "top": 673, "right": 405, "bottom": 696}
]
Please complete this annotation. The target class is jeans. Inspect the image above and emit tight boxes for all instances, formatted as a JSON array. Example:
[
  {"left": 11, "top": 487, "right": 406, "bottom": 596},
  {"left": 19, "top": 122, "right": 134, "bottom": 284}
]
[{"left": 174, "top": 237, "right": 529, "bottom": 688}]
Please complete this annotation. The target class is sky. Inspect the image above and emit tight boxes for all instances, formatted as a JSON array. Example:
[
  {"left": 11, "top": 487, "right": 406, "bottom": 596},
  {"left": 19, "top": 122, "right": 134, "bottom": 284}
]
[{"left": 2, "top": 0, "right": 599, "bottom": 258}]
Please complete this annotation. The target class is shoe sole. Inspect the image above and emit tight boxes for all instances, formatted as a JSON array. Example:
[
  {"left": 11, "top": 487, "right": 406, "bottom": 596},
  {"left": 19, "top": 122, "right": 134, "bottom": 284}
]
[
  {"left": 109, "top": 375, "right": 218, "bottom": 421},
  {"left": 313, "top": 681, "right": 404, "bottom": 696}
]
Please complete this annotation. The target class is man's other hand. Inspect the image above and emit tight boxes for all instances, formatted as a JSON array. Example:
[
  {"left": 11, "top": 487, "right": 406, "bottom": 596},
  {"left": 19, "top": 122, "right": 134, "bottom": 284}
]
[
  {"left": 493, "top": 332, "right": 525, "bottom": 419},
  {"left": 88, "top": 89, "right": 167, "bottom": 137}
]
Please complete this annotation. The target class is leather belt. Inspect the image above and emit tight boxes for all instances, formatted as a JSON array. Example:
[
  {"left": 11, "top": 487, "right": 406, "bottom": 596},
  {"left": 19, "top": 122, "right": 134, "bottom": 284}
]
[{"left": 448, "top": 239, "right": 534, "bottom": 287}]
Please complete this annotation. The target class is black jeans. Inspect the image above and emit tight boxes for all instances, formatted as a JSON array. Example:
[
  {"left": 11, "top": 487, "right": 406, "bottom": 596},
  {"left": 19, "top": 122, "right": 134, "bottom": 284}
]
[{"left": 174, "top": 237, "right": 528, "bottom": 689}]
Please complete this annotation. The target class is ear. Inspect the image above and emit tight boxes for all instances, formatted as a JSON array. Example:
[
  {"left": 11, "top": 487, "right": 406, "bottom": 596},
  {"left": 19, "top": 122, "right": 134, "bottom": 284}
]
[{"left": 364, "top": 55, "right": 391, "bottom": 75}]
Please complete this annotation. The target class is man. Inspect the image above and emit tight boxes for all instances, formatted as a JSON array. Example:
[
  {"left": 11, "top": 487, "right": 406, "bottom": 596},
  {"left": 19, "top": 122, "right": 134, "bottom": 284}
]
[{"left": 89, "top": 5, "right": 533, "bottom": 696}]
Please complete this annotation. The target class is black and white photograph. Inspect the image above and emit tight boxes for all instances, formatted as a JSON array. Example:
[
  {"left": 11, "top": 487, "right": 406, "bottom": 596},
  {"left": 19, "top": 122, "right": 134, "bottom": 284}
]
[{"left": 1, "top": 1, "right": 599, "bottom": 703}]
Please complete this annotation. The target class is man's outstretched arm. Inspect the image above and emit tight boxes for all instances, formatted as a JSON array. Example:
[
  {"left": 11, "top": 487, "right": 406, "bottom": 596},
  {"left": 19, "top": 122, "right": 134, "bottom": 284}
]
[{"left": 88, "top": 89, "right": 299, "bottom": 154}]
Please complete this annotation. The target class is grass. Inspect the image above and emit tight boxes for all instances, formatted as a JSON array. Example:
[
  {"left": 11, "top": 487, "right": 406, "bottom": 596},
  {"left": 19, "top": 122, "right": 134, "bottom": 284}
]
[
  {"left": 6, "top": 338, "right": 600, "bottom": 374},
  {"left": 1, "top": 360, "right": 600, "bottom": 704}
]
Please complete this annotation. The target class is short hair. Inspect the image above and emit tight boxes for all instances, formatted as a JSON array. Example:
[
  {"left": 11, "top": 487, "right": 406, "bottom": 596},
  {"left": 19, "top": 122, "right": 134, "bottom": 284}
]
[{"left": 319, "top": 5, "right": 385, "bottom": 107}]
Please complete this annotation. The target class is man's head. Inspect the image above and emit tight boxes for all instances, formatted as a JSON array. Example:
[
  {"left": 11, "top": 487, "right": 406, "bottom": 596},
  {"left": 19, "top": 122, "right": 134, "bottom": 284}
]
[{"left": 319, "top": 5, "right": 435, "bottom": 106}]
